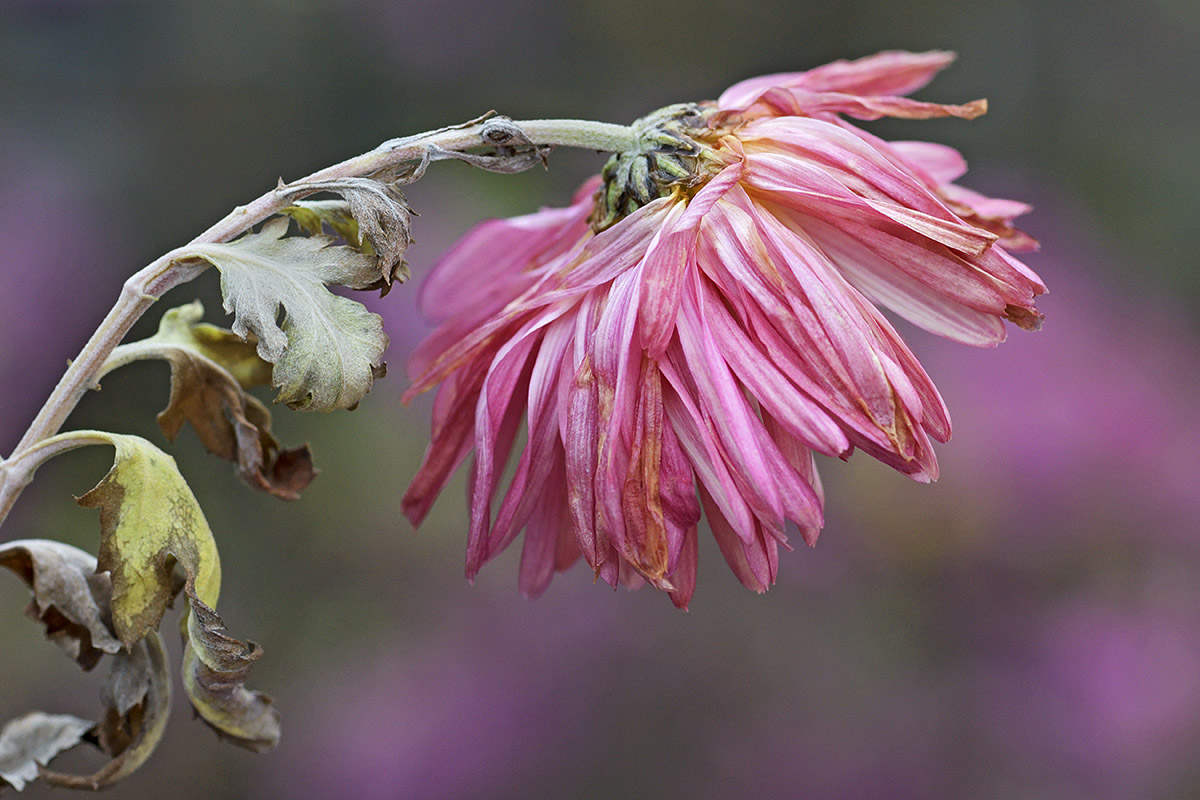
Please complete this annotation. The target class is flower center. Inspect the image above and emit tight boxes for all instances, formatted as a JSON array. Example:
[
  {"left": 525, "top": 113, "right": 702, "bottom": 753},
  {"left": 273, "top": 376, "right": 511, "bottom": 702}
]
[{"left": 590, "top": 103, "right": 723, "bottom": 231}]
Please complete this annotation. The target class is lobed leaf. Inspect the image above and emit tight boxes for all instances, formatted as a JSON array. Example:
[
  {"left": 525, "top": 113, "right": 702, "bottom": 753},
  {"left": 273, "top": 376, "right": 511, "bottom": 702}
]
[
  {"left": 105, "top": 302, "right": 316, "bottom": 500},
  {"left": 178, "top": 217, "right": 389, "bottom": 411}
]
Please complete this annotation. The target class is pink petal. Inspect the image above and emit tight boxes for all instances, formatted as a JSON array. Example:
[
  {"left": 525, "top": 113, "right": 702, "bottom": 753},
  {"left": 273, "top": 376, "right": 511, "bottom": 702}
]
[
  {"left": 464, "top": 325, "right": 541, "bottom": 578},
  {"left": 418, "top": 187, "right": 594, "bottom": 322},
  {"left": 889, "top": 140, "right": 969, "bottom": 184},
  {"left": 746, "top": 87, "right": 987, "bottom": 122},
  {"left": 660, "top": 364, "right": 757, "bottom": 539},
  {"left": 517, "top": 445, "right": 569, "bottom": 598},
  {"left": 487, "top": 314, "right": 576, "bottom": 558},
  {"left": 637, "top": 161, "right": 743, "bottom": 357},
  {"left": 719, "top": 50, "right": 959, "bottom": 111},
  {"left": 699, "top": 486, "right": 776, "bottom": 593},
  {"left": 401, "top": 367, "right": 482, "bottom": 526},
  {"left": 667, "top": 525, "right": 698, "bottom": 610},
  {"left": 743, "top": 150, "right": 997, "bottom": 256},
  {"left": 771, "top": 209, "right": 1011, "bottom": 345}
]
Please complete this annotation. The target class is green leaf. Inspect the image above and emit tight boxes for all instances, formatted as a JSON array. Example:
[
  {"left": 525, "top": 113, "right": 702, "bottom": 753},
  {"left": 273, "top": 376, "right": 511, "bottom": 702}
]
[
  {"left": 178, "top": 217, "right": 389, "bottom": 411},
  {"left": 103, "top": 301, "right": 317, "bottom": 500}
]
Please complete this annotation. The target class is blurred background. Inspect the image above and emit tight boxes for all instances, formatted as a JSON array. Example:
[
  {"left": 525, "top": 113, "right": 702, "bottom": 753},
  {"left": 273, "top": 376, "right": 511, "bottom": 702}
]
[{"left": 2, "top": 1, "right": 1198, "bottom": 798}]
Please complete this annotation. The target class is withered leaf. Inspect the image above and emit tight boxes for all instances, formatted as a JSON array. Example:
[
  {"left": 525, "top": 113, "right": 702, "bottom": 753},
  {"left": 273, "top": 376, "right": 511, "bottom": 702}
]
[
  {"left": 426, "top": 117, "right": 550, "bottom": 174},
  {"left": 78, "top": 433, "right": 222, "bottom": 647},
  {"left": 76, "top": 433, "right": 279, "bottom": 750},
  {"left": 280, "top": 177, "right": 413, "bottom": 290},
  {"left": 0, "top": 539, "right": 171, "bottom": 792},
  {"left": 104, "top": 302, "right": 316, "bottom": 500},
  {"left": 0, "top": 539, "right": 120, "bottom": 670},
  {"left": 175, "top": 217, "right": 389, "bottom": 411},
  {"left": 39, "top": 633, "right": 172, "bottom": 792},
  {"left": 181, "top": 579, "right": 279, "bottom": 752},
  {"left": 0, "top": 713, "right": 92, "bottom": 792}
]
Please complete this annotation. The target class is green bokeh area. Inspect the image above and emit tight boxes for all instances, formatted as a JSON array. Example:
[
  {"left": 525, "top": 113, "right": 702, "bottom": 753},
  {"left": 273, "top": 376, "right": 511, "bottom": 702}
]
[{"left": 2, "top": 1, "right": 1199, "bottom": 798}]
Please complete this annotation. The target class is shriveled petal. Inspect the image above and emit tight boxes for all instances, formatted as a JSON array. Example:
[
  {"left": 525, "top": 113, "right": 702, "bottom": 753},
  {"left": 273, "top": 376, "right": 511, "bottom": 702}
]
[
  {"left": 488, "top": 314, "right": 576, "bottom": 559},
  {"left": 637, "top": 162, "right": 743, "bottom": 357},
  {"left": 742, "top": 148, "right": 998, "bottom": 256},
  {"left": 719, "top": 50, "right": 959, "bottom": 111},
  {"left": 516, "top": 445, "right": 569, "bottom": 598},
  {"left": 564, "top": 294, "right": 611, "bottom": 572},
  {"left": 667, "top": 526, "right": 698, "bottom": 610}
]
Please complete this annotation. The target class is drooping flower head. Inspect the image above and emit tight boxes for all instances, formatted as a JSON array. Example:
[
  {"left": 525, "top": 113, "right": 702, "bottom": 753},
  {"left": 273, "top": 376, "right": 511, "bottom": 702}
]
[{"left": 402, "top": 51, "right": 1045, "bottom": 608}]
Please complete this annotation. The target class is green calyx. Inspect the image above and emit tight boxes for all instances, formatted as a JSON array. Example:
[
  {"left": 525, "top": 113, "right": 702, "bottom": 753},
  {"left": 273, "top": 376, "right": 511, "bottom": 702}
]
[{"left": 590, "top": 103, "right": 723, "bottom": 231}]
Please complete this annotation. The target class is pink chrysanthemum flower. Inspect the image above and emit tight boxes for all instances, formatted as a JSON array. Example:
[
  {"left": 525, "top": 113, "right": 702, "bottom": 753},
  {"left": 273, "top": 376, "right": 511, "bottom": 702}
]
[{"left": 402, "top": 50, "right": 1045, "bottom": 608}]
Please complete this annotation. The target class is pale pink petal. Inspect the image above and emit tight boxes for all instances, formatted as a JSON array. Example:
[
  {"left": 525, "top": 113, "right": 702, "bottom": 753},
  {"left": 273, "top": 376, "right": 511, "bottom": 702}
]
[
  {"left": 743, "top": 150, "right": 998, "bottom": 256},
  {"left": 744, "top": 87, "right": 987, "bottom": 122},
  {"left": 719, "top": 50, "right": 959, "bottom": 111},
  {"left": 741, "top": 116, "right": 987, "bottom": 235},
  {"left": 770, "top": 208, "right": 1011, "bottom": 345},
  {"left": 889, "top": 140, "right": 969, "bottom": 184}
]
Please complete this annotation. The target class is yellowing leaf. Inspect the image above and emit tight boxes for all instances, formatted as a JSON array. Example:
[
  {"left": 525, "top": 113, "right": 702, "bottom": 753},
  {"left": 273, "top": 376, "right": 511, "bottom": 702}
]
[
  {"left": 72, "top": 432, "right": 280, "bottom": 751},
  {"left": 177, "top": 217, "right": 389, "bottom": 411},
  {"left": 103, "top": 301, "right": 317, "bottom": 500},
  {"left": 78, "top": 433, "right": 221, "bottom": 645}
]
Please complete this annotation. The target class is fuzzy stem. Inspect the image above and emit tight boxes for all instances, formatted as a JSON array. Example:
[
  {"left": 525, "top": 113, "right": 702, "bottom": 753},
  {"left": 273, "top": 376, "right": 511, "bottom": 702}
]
[{"left": 0, "top": 116, "right": 635, "bottom": 530}]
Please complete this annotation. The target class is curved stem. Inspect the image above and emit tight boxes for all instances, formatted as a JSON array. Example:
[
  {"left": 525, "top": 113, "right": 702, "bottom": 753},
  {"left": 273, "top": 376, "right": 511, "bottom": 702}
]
[{"left": 0, "top": 116, "right": 635, "bottom": 530}]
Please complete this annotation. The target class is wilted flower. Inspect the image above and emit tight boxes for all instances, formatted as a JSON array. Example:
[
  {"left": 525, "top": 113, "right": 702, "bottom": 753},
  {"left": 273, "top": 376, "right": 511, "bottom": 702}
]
[{"left": 402, "top": 50, "right": 1046, "bottom": 607}]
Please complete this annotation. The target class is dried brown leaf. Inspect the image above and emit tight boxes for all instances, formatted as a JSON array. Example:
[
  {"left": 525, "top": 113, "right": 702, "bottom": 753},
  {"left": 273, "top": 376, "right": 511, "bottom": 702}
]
[
  {"left": 105, "top": 302, "right": 317, "bottom": 499},
  {"left": 0, "top": 540, "right": 120, "bottom": 670},
  {"left": 0, "top": 539, "right": 171, "bottom": 792},
  {"left": 181, "top": 579, "right": 279, "bottom": 752}
]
